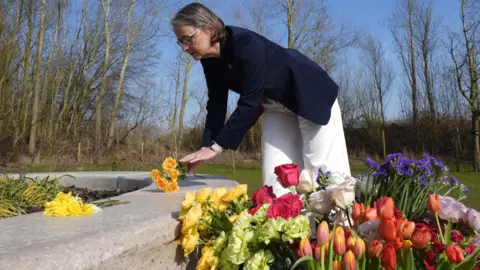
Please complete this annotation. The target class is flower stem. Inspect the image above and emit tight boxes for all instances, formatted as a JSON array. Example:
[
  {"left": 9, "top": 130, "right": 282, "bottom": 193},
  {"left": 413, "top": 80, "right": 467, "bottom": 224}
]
[
  {"left": 435, "top": 213, "right": 445, "bottom": 242},
  {"left": 345, "top": 208, "right": 353, "bottom": 228},
  {"left": 321, "top": 244, "right": 325, "bottom": 270}
]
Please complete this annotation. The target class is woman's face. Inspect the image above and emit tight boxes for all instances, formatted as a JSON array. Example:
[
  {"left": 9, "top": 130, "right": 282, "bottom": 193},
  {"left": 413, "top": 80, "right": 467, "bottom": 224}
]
[{"left": 173, "top": 24, "right": 213, "bottom": 60}]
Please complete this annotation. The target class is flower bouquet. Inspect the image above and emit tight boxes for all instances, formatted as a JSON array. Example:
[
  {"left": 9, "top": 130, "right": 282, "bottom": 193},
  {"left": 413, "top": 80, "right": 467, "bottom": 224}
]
[
  {"left": 151, "top": 157, "right": 187, "bottom": 193},
  {"left": 176, "top": 153, "right": 480, "bottom": 269}
]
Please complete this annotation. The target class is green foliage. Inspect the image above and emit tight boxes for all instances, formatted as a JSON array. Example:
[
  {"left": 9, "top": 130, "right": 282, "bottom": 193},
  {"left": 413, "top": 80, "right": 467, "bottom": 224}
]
[{"left": 0, "top": 174, "right": 64, "bottom": 218}]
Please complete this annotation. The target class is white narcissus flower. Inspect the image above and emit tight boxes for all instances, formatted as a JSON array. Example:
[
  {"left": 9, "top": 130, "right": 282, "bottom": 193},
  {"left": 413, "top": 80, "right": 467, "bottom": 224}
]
[
  {"left": 466, "top": 208, "right": 480, "bottom": 232},
  {"left": 296, "top": 169, "right": 319, "bottom": 194}
]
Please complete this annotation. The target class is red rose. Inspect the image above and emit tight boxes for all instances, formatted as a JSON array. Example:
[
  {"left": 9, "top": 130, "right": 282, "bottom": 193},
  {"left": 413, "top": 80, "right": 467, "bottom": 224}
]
[
  {"left": 423, "top": 260, "right": 435, "bottom": 270},
  {"left": 274, "top": 164, "right": 300, "bottom": 187},
  {"left": 267, "top": 193, "right": 303, "bottom": 220},
  {"left": 425, "top": 249, "right": 436, "bottom": 264},
  {"left": 432, "top": 239, "right": 445, "bottom": 253},
  {"left": 249, "top": 203, "right": 263, "bottom": 215},
  {"left": 252, "top": 185, "right": 276, "bottom": 205},
  {"left": 451, "top": 230, "right": 464, "bottom": 243},
  {"left": 394, "top": 208, "right": 404, "bottom": 219},
  {"left": 465, "top": 244, "right": 476, "bottom": 255}
]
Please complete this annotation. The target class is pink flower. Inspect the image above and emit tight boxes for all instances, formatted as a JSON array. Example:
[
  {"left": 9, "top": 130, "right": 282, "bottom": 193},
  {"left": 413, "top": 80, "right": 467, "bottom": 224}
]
[
  {"left": 466, "top": 208, "right": 480, "bottom": 232},
  {"left": 451, "top": 230, "right": 464, "bottom": 243},
  {"left": 438, "top": 196, "right": 468, "bottom": 223},
  {"left": 471, "top": 235, "right": 480, "bottom": 247}
]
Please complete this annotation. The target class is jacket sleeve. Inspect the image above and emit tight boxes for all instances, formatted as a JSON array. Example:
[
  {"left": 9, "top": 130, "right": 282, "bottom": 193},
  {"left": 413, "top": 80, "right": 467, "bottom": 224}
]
[
  {"left": 200, "top": 59, "right": 229, "bottom": 148},
  {"left": 214, "top": 35, "right": 266, "bottom": 150}
]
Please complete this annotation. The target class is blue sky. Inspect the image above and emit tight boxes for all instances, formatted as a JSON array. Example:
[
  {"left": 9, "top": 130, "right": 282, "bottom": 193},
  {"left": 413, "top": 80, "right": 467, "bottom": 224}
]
[{"left": 156, "top": 0, "right": 463, "bottom": 124}]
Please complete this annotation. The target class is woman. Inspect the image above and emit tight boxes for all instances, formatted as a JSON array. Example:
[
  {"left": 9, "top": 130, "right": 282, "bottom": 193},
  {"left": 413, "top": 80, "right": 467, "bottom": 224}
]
[{"left": 173, "top": 3, "right": 350, "bottom": 196}]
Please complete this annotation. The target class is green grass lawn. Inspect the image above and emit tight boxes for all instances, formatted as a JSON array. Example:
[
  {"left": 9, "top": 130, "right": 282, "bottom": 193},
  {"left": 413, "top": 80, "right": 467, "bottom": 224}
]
[{"left": 197, "top": 163, "right": 480, "bottom": 210}]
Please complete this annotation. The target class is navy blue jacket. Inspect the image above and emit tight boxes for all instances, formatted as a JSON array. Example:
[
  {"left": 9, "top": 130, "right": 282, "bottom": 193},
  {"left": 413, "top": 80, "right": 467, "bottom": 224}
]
[{"left": 200, "top": 25, "right": 339, "bottom": 150}]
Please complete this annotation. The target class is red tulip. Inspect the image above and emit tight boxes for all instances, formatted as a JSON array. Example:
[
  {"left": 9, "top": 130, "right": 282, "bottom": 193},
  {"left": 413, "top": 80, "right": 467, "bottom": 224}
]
[
  {"left": 346, "top": 236, "right": 356, "bottom": 251},
  {"left": 411, "top": 228, "right": 431, "bottom": 249},
  {"left": 398, "top": 219, "right": 415, "bottom": 238},
  {"left": 367, "top": 240, "right": 383, "bottom": 259},
  {"left": 364, "top": 206, "right": 378, "bottom": 221},
  {"left": 381, "top": 243, "right": 397, "bottom": 270},
  {"left": 446, "top": 244, "right": 464, "bottom": 264},
  {"left": 379, "top": 218, "right": 397, "bottom": 242},
  {"left": 376, "top": 197, "right": 395, "bottom": 220}
]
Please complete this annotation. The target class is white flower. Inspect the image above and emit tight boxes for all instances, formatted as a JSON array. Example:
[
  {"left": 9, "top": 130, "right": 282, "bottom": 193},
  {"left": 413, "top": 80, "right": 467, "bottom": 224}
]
[
  {"left": 296, "top": 169, "right": 319, "bottom": 194},
  {"left": 328, "top": 179, "right": 356, "bottom": 209},
  {"left": 308, "top": 189, "right": 334, "bottom": 215},
  {"left": 438, "top": 196, "right": 468, "bottom": 223},
  {"left": 472, "top": 235, "right": 480, "bottom": 247},
  {"left": 92, "top": 205, "right": 103, "bottom": 213},
  {"left": 466, "top": 208, "right": 480, "bottom": 232},
  {"left": 307, "top": 178, "right": 357, "bottom": 214},
  {"left": 326, "top": 172, "right": 347, "bottom": 185}
]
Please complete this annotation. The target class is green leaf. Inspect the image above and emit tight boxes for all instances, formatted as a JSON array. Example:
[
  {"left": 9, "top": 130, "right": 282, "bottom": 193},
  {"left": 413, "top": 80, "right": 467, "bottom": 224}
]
[
  {"left": 443, "top": 220, "right": 453, "bottom": 245},
  {"left": 291, "top": 256, "right": 314, "bottom": 270},
  {"left": 365, "top": 258, "right": 380, "bottom": 270},
  {"left": 406, "top": 249, "right": 417, "bottom": 270},
  {"left": 435, "top": 261, "right": 451, "bottom": 270},
  {"left": 455, "top": 246, "right": 480, "bottom": 270}
]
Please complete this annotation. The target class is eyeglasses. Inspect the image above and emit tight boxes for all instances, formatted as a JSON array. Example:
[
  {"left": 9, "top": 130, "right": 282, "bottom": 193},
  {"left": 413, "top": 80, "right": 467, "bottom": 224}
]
[{"left": 177, "top": 29, "right": 199, "bottom": 47}]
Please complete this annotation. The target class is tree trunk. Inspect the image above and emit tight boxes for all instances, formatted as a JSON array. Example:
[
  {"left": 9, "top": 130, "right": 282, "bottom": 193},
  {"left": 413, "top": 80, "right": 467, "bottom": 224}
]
[
  {"left": 15, "top": 0, "right": 33, "bottom": 148},
  {"left": 286, "top": 0, "right": 294, "bottom": 49},
  {"left": 107, "top": 1, "right": 134, "bottom": 149},
  {"left": 407, "top": 0, "right": 418, "bottom": 127},
  {"left": 96, "top": 0, "right": 110, "bottom": 151},
  {"left": 473, "top": 112, "right": 480, "bottom": 172},
  {"left": 178, "top": 56, "right": 192, "bottom": 142},
  {"left": 28, "top": 0, "right": 46, "bottom": 154}
]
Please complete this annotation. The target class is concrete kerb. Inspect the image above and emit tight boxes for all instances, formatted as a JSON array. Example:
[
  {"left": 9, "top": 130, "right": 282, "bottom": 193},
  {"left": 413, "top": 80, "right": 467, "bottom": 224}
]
[{"left": 0, "top": 172, "right": 239, "bottom": 269}]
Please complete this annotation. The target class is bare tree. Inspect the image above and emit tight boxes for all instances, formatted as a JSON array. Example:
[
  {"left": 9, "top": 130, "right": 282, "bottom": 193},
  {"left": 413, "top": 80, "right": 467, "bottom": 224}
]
[
  {"left": 28, "top": 0, "right": 47, "bottom": 154},
  {"left": 360, "top": 34, "right": 395, "bottom": 158},
  {"left": 389, "top": 0, "right": 420, "bottom": 126},
  {"left": 449, "top": 0, "right": 479, "bottom": 172}
]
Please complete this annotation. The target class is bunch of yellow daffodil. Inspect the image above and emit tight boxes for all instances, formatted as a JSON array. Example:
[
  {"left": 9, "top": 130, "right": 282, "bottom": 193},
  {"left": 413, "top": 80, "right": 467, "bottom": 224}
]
[
  {"left": 43, "top": 191, "right": 101, "bottom": 217},
  {"left": 177, "top": 184, "right": 250, "bottom": 269},
  {"left": 151, "top": 157, "right": 186, "bottom": 193}
]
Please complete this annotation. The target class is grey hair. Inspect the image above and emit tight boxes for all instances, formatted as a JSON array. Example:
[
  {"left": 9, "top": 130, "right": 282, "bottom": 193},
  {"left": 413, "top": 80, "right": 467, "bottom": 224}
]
[{"left": 171, "top": 3, "right": 227, "bottom": 42}]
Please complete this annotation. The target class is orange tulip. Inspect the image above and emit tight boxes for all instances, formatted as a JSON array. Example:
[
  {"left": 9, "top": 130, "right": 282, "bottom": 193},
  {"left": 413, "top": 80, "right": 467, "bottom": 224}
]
[
  {"left": 354, "top": 238, "right": 366, "bottom": 259},
  {"left": 381, "top": 243, "right": 397, "bottom": 270},
  {"left": 346, "top": 236, "right": 357, "bottom": 251},
  {"left": 332, "top": 260, "right": 342, "bottom": 270},
  {"left": 379, "top": 218, "right": 397, "bottom": 242},
  {"left": 411, "top": 228, "right": 431, "bottom": 249},
  {"left": 398, "top": 219, "right": 415, "bottom": 238},
  {"left": 317, "top": 221, "right": 330, "bottom": 245},
  {"left": 334, "top": 226, "right": 346, "bottom": 255},
  {"left": 352, "top": 202, "right": 365, "bottom": 223},
  {"left": 376, "top": 197, "right": 395, "bottom": 220},
  {"left": 298, "top": 238, "right": 312, "bottom": 257},
  {"left": 367, "top": 240, "right": 383, "bottom": 259},
  {"left": 343, "top": 250, "right": 356, "bottom": 270},
  {"left": 427, "top": 194, "right": 441, "bottom": 214},
  {"left": 446, "top": 243, "right": 464, "bottom": 264},
  {"left": 402, "top": 240, "right": 413, "bottom": 250},
  {"left": 364, "top": 206, "right": 378, "bottom": 221}
]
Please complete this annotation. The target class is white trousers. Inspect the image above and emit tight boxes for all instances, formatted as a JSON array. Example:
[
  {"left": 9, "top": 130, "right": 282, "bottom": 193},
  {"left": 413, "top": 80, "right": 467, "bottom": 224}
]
[{"left": 261, "top": 98, "right": 351, "bottom": 197}]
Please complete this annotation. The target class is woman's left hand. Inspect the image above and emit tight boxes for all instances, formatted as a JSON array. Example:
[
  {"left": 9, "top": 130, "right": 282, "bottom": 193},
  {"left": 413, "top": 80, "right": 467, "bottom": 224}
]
[{"left": 180, "top": 147, "right": 218, "bottom": 165}]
